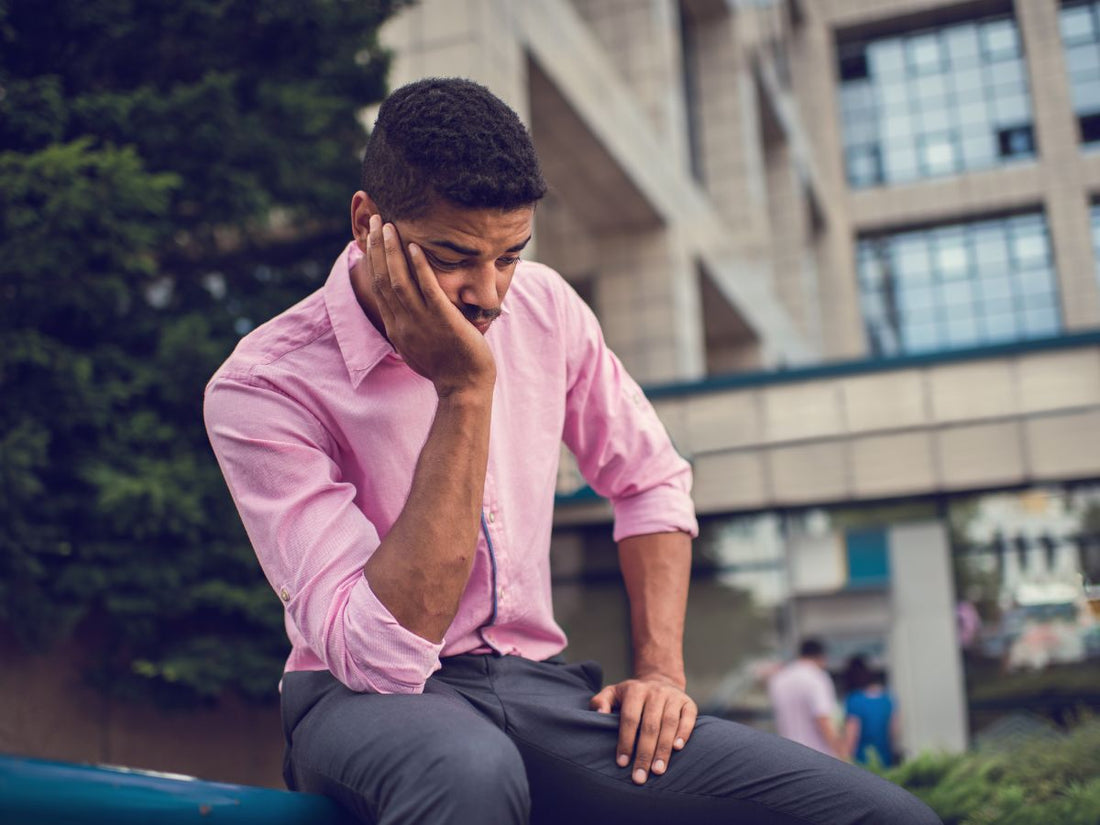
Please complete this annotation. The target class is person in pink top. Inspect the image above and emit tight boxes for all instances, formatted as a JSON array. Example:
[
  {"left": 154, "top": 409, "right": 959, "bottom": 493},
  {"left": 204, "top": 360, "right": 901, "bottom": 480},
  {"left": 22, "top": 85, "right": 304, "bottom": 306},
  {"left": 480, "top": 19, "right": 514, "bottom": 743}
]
[
  {"left": 768, "top": 638, "right": 846, "bottom": 758},
  {"left": 205, "top": 78, "right": 939, "bottom": 825}
]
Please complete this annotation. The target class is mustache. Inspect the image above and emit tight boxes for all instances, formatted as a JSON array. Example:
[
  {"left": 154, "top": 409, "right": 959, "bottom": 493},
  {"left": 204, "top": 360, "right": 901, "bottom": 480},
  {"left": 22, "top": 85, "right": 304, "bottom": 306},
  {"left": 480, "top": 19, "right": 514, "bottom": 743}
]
[{"left": 460, "top": 305, "right": 502, "bottom": 323}]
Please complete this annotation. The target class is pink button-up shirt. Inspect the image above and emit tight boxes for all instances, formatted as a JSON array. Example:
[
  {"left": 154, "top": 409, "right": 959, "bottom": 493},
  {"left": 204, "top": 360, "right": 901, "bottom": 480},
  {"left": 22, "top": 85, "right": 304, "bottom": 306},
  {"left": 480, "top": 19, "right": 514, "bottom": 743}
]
[{"left": 204, "top": 242, "right": 698, "bottom": 694}]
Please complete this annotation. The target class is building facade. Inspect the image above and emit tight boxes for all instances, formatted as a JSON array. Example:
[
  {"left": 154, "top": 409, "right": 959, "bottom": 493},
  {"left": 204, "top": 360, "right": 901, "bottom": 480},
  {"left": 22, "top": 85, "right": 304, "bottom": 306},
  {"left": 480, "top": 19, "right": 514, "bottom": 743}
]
[{"left": 380, "top": 0, "right": 1100, "bottom": 756}]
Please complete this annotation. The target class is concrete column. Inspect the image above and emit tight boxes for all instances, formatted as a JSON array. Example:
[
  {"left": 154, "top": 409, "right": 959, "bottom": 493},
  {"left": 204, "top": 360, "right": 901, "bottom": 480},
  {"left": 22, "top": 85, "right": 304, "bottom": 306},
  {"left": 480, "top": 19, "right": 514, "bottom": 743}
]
[
  {"left": 687, "top": 11, "right": 770, "bottom": 241},
  {"left": 594, "top": 227, "right": 706, "bottom": 383},
  {"left": 787, "top": 6, "right": 867, "bottom": 358},
  {"left": 888, "top": 521, "right": 969, "bottom": 754},
  {"left": 381, "top": 0, "right": 530, "bottom": 117},
  {"left": 1016, "top": 0, "right": 1100, "bottom": 330},
  {"left": 765, "top": 133, "right": 816, "bottom": 340},
  {"left": 569, "top": 0, "right": 691, "bottom": 175}
]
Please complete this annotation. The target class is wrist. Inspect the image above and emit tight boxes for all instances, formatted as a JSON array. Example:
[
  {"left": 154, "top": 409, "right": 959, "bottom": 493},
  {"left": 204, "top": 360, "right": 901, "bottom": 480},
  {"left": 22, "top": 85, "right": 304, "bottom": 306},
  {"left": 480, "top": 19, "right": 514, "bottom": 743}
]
[
  {"left": 435, "top": 378, "right": 495, "bottom": 402},
  {"left": 434, "top": 367, "right": 496, "bottom": 402},
  {"left": 634, "top": 668, "right": 687, "bottom": 691}
]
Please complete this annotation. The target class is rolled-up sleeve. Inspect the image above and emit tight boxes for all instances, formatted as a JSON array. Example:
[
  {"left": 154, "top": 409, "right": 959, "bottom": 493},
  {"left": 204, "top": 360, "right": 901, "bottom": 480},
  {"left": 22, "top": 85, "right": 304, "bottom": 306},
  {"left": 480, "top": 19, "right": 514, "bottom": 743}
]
[
  {"left": 556, "top": 281, "right": 699, "bottom": 543},
  {"left": 204, "top": 376, "right": 442, "bottom": 693}
]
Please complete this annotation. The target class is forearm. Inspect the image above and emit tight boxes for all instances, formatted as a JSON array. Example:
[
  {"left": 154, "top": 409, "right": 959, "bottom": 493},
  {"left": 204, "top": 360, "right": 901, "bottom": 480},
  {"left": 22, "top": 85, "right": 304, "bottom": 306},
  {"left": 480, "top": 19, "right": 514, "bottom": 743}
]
[
  {"left": 618, "top": 531, "right": 692, "bottom": 688},
  {"left": 363, "top": 387, "right": 493, "bottom": 642},
  {"left": 817, "top": 717, "right": 845, "bottom": 757},
  {"left": 844, "top": 718, "right": 860, "bottom": 758}
]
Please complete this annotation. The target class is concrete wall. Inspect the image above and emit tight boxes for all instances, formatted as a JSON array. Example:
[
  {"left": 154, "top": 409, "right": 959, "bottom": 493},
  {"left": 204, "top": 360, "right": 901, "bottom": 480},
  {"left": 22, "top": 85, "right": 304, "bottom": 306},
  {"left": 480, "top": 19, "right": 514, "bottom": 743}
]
[
  {"left": 0, "top": 626, "right": 285, "bottom": 788},
  {"left": 556, "top": 341, "right": 1100, "bottom": 522}
]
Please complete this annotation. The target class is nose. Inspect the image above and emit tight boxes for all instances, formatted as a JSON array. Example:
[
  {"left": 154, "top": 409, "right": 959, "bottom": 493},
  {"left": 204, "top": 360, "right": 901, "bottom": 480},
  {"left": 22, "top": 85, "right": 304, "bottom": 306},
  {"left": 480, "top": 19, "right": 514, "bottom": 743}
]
[{"left": 457, "top": 261, "right": 500, "bottom": 312}]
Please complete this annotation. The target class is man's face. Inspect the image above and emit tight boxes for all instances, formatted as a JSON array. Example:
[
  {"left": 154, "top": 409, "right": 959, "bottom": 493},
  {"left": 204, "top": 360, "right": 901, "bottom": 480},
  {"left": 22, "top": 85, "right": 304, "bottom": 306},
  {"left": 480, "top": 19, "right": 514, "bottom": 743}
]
[{"left": 353, "top": 192, "right": 533, "bottom": 336}]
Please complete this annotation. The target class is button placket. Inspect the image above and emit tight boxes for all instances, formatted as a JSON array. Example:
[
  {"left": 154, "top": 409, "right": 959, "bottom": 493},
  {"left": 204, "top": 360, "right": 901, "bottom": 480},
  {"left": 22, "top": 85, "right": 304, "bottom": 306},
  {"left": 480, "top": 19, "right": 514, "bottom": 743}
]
[{"left": 482, "top": 466, "right": 504, "bottom": 624}]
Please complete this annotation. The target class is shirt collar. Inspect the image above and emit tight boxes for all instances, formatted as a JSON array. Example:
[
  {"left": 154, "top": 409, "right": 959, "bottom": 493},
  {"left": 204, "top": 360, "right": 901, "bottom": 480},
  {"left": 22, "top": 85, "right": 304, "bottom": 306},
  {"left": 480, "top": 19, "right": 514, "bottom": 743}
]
[{"left": 324, "top": 241, "right": 395, "bottom": 388}]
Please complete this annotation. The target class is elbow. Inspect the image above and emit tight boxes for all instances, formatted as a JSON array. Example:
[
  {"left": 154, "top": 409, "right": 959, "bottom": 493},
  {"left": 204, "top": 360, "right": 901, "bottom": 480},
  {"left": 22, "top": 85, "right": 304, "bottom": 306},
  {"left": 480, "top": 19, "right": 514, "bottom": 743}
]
[
  {"left": 318, "top": 624, "right": 431, "bottom": 695},
  {"left": 310, "top": 577, "right": 442, "bottom": 695}
]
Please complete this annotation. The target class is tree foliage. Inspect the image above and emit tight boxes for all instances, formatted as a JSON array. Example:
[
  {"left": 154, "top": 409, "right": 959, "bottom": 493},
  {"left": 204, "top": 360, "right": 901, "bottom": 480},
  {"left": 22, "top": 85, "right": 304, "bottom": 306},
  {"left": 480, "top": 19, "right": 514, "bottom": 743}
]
[{"left": 0, "top": 0, "right": 402, "bottom": 704}]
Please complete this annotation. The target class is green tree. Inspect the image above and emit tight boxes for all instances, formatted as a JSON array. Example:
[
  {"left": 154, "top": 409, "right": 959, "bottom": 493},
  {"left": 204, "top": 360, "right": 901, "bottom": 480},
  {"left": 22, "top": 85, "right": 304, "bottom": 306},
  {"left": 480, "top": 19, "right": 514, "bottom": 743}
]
[{"left": 0, "top": 0, "right": 402, "bottom": 704}]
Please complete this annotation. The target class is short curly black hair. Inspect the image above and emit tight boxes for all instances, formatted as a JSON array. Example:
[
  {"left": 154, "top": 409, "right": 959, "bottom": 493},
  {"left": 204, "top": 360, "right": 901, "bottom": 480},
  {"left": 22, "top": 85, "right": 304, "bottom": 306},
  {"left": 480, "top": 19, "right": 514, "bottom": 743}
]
[{"left": 361, "top": 77, "right": 547, "bottom": 220}]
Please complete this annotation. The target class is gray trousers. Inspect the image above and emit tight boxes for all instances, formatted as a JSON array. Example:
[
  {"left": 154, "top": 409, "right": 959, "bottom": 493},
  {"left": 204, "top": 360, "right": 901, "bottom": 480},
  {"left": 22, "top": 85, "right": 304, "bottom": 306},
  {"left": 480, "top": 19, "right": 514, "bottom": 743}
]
[{"left": 281, "top": 655, "right": 940, "bottom": 825}]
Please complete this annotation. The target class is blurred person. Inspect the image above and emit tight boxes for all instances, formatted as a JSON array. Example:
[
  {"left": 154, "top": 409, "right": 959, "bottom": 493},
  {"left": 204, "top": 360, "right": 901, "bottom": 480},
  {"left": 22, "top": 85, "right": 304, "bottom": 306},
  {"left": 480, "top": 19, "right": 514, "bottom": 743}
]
[
  {"left": 768, "top": 638, "right": 846, "bottom": 759},
  {"left": 842, "top": 655, "right": 898, "bottom": 767},
  {"left": 956, "top": 597, "right": 982, "bottom": 650},
  {"left": 205, "top": 77, "right": 940, "bottom": 825}
]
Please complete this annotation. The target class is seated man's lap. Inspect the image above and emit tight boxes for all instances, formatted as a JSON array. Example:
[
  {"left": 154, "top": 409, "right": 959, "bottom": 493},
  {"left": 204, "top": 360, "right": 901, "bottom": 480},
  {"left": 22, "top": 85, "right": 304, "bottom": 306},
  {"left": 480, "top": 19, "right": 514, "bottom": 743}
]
[
  {"left": 281, "top": 660, "right": 939, "bottom": 825},
  {"left": 281, "top": 668, "right": 529, "bottom": 824},
  {"left": 492, "top": 657, "right": 937, "bottom": 825}
]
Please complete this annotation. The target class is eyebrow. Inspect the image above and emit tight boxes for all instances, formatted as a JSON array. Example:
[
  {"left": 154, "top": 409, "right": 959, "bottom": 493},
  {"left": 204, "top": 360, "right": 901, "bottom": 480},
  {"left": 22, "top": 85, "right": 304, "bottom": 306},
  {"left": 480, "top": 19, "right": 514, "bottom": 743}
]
[{"left": 427, "top": 235, "right": 532, "bottom": 257}]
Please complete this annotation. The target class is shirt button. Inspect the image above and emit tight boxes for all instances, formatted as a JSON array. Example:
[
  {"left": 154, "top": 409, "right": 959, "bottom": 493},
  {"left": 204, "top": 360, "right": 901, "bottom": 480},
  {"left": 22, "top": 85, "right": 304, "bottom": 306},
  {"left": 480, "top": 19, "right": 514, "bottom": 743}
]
[
  {"left": 279, "top": 587, "right": 290, "bottom": 602},
  {"left": 488, "top": 511, "right": 496, "bottom": 524}
]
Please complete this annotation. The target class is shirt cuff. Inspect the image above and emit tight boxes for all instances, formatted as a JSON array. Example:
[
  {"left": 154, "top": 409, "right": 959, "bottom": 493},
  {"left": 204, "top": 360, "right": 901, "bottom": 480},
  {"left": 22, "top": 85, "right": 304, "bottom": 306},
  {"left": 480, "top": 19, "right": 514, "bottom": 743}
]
[
  {"left": 612, "top": 484, "right": 699, "bottom": 543},
  {"left": 342, "top": 577, "right": 444, "bottom": 694}
]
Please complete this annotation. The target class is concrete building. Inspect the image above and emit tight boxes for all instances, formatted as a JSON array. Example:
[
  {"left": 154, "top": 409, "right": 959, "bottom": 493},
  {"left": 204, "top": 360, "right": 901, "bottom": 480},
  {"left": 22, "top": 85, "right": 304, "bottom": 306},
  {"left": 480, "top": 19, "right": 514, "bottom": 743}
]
[{"left": 381, "top": 0, "right": 1100, "bottom": 756}]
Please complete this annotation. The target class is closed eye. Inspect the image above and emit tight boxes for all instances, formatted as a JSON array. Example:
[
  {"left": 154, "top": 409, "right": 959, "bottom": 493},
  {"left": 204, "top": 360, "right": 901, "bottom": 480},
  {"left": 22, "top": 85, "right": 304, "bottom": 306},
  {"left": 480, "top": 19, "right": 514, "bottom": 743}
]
[
  {"left": 496, "top": 255, "right": 520, "bottom": 268},
  {"left": 423, "top": 250, "right": 464, "bottom": 271}
]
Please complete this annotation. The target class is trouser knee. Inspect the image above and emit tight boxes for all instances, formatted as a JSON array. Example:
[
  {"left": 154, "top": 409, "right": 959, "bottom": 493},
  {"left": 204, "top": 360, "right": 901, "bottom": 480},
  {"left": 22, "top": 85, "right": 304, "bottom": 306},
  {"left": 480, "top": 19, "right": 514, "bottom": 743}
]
[{"left": 395, "top": 732, "right": 530, "bottom": 825}]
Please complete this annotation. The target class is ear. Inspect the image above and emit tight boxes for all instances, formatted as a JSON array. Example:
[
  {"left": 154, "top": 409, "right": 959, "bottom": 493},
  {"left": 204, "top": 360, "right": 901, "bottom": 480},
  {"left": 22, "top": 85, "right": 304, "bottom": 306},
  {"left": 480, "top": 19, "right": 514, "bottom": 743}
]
[{"left": 350, "top": 191, "right": 382, "bottom": 248}]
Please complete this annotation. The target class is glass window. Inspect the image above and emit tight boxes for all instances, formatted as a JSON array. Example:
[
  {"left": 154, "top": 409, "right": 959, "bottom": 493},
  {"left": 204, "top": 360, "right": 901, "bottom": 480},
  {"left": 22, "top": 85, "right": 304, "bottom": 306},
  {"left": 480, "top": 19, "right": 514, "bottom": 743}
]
[
  {"left": 997, "top": 126, "right": 1035, "bottom": 158},
  {"left": 921, "top": 134, "right": 958, "bottom": 176},
  {"left": 867, "top": 39, "right": 905, "bottom": 78},
  {"left": 895, "top": 236, "right": 932, "bottom": 282},
  {"left": 945, "top": 24, "right": 981, "bottom": 66},
  {"left": 1061, "top": 3, "right": 1097, "bottom": 45},
  {"left": 846, "top": 146, "right": 881, "bottom": 187},
  {"left": 973, "top": 222, "right": 1010, "bottom": 261},
  {"left": 1077, "top": 79, "right": 1100, "bottom": 112},
  {"left": 932, "top": 228, "right": 969, "bottom": 277},
  {"left": 859, "top": 212, "right": 1061, "bottom": 356},
  {"left": 949, "top": 486, "right": 1100, "bottom": 741},
  {"left": 908, "top": 33, "right": 945, "bottom": 73},
  {"left": 1066, "top": 42, "right": 1100, "bottom": 77},
  {"left": 1060, "top": 1, "right": 1100, "bottom": 145},
  {"left": 960, "top": 133, "right": 996, "bottom": 167},
  {"left": 980, "top": 18, "right": 1019, "bottom": 60},
  {"left": 552, "top": 515, "right": 792, "bottom": 724},
  {"left": 838, "top": 14, "right": 1036, "bottom": 187},
  {"left": 982, "top": 311, "right": 1020, "bottom": 341},
  {"left": 883, "top": 143, "right": 920, "bottom": 182}
]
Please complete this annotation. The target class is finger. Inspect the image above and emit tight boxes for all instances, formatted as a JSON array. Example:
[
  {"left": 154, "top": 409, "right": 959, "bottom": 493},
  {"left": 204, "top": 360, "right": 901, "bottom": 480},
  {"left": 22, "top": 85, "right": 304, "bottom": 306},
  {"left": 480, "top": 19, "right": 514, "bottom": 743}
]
[
  {"left": 673, "top": 699, "right": 699, "bottom": 751},
  {"left": 367, "top": 214, "right": 389, "bottom": 294},
  {"left": 382, "top": 222, "right": 422, "bottom": 309},
  {"left": 405, "top": 243, "right": 449, "bottom": 311},
  {"left": 616, "top": 687, "right": 646, "bottom": 772},
  {"left": 361, "top": 237, "right": 396, "bottom": 331},
  {"left": 630, "top": 693, "right": 667, "bottom": 784},
  {"left": 589, "top": 686, "right": 616, "bottom": 714},
  {"left": 650, "top": 699, "right": 685, "bottom": 775}
]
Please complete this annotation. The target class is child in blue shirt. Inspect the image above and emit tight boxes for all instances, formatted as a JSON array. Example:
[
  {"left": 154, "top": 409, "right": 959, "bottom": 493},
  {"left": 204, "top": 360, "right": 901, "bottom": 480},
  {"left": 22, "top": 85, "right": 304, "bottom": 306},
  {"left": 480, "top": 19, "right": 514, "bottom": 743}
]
[{"left": 843, "top": 655, "right": 898, "bottom": 766}]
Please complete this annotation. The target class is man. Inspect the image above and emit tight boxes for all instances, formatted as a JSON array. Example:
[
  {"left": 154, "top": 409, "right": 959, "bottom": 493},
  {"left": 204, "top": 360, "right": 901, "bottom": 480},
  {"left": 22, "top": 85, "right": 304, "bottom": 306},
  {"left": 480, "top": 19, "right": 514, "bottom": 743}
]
[
  {"left": 205, "top": 78, "right": 939, "bottom": 824},
  {"left": 769, "top": 638, "right": 846, "bottom": 758}
]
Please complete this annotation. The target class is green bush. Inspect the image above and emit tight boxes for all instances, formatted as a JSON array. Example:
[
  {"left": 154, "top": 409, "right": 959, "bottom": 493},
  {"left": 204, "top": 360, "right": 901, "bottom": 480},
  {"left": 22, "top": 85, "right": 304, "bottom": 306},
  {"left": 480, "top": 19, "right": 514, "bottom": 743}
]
[{"left": 881, "top": 718, "right": 1100, "bottom": 825}]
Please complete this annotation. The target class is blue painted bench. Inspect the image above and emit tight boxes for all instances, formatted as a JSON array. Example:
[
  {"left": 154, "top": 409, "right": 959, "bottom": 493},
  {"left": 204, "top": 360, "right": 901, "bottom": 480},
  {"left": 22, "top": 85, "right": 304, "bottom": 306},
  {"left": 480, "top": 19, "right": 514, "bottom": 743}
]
[{"left": 0, "top": 753, "right": 354, "bottom": 824}]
